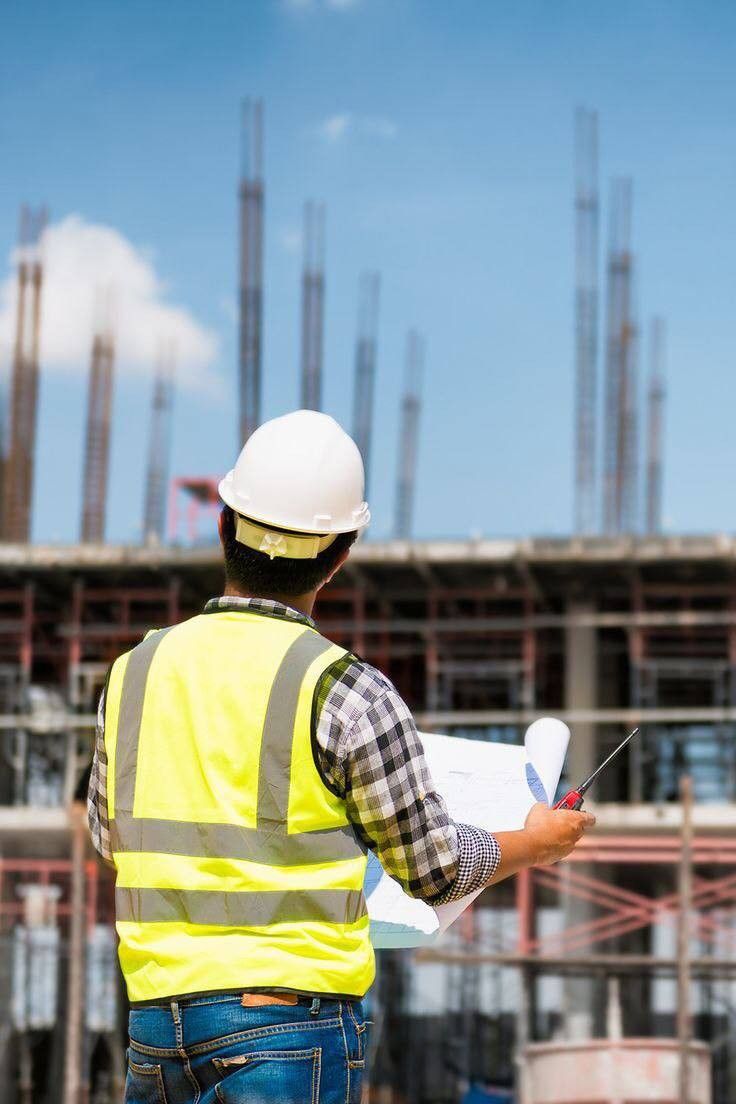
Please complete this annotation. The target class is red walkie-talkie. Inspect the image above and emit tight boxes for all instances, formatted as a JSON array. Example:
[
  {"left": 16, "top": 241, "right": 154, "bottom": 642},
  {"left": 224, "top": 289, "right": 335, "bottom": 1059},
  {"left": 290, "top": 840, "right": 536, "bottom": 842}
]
[{"left": 553, "top": 727, "right": 640, "bottom": 810}]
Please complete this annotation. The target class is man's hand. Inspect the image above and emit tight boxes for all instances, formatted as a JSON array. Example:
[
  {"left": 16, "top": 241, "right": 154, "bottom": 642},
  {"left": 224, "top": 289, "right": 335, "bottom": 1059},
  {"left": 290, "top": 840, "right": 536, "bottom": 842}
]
[
  {"left": 487, "top": 802, "right": 596, "bottom": 887},
  {"left": 523, "top": 802, "right": 596, "bottom": 866}
]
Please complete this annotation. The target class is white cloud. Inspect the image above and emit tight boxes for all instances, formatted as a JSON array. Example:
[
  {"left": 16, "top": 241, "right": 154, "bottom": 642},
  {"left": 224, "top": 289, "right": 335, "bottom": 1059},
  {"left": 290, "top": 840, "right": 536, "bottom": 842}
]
[
  {"left": 0, "top": 215, "right": 221, "bottom": 394},
  {"left": 318, "top": 112, "right": 353, "bottom": 143},
  {"left": 315, "top": 112, "right": 398, "bottom": 144}
]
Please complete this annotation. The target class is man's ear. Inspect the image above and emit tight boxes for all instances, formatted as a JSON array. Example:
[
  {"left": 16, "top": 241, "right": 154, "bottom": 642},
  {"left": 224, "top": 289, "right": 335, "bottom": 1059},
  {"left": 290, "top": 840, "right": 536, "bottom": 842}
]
[
  {"left": 217, "top": 508, "right": 226, "bottom": 547},
  {"left": 321, "top": 546, "right": 351, "bottom": 588}
]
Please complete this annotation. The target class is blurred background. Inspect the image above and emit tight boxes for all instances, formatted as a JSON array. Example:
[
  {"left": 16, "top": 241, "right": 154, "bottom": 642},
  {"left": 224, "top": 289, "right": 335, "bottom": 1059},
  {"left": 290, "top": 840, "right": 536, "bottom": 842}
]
[{"left": 1, "top": 1, "right": 736, "bottom": 1101}]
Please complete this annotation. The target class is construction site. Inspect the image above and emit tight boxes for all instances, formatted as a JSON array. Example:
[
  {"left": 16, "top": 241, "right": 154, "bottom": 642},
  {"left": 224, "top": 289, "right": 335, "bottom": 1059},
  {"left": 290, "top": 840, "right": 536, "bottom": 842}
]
[{"left": 0, "top": 93, "right": 730, "bottom": 1104}]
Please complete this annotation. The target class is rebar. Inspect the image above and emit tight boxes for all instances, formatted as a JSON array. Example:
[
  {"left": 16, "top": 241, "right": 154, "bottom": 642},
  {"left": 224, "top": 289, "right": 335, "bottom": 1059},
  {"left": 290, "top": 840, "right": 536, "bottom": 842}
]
[
  {"left": 573, "top": 107, "right": 599, "bottom": 535},
  {"left": 300, "top": 201, "right": 325, "bottom": 411},
  {"left": 351, "top": 272, "right": 380, "bottom": 496},
  {"left": 239, "top": 98, "right": 264, "bottom": 447}
]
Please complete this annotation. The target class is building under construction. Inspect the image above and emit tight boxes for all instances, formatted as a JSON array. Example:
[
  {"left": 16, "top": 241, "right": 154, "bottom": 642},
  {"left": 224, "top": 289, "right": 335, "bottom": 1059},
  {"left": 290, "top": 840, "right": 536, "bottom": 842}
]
[
  {"left": 0, "top": 96, "right": 719, "bottom": 1102},
  {"left": 0, "top": 535, "right": 735, "bottom": 1101}
]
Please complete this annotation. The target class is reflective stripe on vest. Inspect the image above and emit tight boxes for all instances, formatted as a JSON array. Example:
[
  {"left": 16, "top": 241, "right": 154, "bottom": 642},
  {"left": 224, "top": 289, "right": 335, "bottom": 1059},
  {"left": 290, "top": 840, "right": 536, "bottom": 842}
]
[{"left": 116, "top": 886, "right": 367, "bottom": 926}]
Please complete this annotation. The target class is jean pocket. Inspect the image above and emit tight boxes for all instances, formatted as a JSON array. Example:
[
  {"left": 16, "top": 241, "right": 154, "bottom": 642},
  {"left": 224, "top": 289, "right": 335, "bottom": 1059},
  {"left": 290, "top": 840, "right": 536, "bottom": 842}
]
[
  {"left": 345, "top": 1004, "right": 371, "bottom": 1065},
  {"left": 125, "top": 1058, "right": 168, "bottom": 1104},
  {"left": 213, "top": 1047, "right": 321, "bottom": 1104}
]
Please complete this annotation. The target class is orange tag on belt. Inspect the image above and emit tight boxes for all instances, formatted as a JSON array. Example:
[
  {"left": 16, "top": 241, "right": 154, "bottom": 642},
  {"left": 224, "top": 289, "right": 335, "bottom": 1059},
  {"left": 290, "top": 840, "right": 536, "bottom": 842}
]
[{"left": 241, "top": 993, "right": 299, "bottom": 1008}]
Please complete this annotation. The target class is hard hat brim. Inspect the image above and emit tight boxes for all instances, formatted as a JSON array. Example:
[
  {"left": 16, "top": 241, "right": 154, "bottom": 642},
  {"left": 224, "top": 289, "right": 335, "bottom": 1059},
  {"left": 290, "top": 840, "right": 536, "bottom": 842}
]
[{"left": 218, "top": 471, "right": 370, "bottom": 535}]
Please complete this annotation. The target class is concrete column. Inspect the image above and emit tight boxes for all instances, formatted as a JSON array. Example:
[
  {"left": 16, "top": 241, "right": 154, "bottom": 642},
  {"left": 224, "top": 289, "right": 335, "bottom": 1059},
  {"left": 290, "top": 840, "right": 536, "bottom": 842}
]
[
  {"left": 562, "top": 600, "right": 598, "bottom": 1039},
  {"left": 564, "top": 601, "right": 597, "bottom": 785}
]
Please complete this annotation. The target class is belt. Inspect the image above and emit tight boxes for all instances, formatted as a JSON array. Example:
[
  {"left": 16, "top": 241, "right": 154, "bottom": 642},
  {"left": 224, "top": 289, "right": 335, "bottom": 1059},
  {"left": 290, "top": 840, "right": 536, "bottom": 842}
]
[{"left": 131, "top": 988, "right": 354, "bottom": 1009}]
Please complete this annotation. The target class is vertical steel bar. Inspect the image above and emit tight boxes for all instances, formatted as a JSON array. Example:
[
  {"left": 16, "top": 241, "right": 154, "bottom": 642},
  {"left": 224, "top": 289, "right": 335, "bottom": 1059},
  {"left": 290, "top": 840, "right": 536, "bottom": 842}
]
[
  {"left": 300, "top": 201, "right": 325, "bottom": 412},
  {"left": 3, "top": 206, "right": 46, "bottom": 542},
  {"left": 516, "top": 965, "right": 532, "bottom": 1104},
  {"left": 678, "top": 774, "right": 693, "bottom": 1104},
  {"left": 515, "top": 865, "right": 533, "bottom": 1103},
  {"left": 516, "top": 867, "right": 533, "bottom": 954},
  {"left": 645, "top": 316, "right": 666, "bottom": 535},
  {"left": 239, "top": 98, "right": 264, "bottom": 446},
  {"left": 352, "top": 272, "right": 380, "bottom": 497},
  {"left": 573, "top": 107, "right": 599, "bottom": 534},
  {"left": 168, "top": 576, "right": 181, "bottom": 625},
  {"left": 80, "top": 331, "right": 115, "bottom": 543},
  {"left": 602, "top": 179, "right": 635, "bottom": 534},
  {"left": 394, "top": 331, "right": 424, "bottom": 539},
  {"left": 21, "top": 580, "right": 33, "bottom": 679},
  {"left": 63, "top": 802, "right": 87, "bottom": 1104},
  {"left": 523, "top": 594, "right": 536, "bottom": 710},
  {"left": 143, "top": 344, "right": 175, "bottom": 545}
]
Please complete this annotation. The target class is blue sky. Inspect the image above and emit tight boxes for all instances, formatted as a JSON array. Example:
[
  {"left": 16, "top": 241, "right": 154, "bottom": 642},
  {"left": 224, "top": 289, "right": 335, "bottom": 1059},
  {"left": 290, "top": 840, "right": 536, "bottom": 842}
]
[{"left": 0, "top": 0, "right": 735, "bottom": 543}]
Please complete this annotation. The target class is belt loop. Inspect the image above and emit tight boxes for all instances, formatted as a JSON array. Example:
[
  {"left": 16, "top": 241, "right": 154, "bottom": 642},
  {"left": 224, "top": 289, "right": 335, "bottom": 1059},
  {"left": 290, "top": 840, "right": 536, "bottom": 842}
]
[
  {"left": 170, "top": 1000, "right": 183, "bottom": 1047},
  {"left": 309, "top": 998, "right": 321, "bottom": 1017}
]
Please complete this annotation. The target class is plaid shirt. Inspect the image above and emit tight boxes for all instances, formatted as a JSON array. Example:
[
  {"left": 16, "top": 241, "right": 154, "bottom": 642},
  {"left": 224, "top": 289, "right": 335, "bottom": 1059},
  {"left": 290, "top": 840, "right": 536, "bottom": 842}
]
[{"left": 87, "top": 596, "right": 500, "bottom": 905}]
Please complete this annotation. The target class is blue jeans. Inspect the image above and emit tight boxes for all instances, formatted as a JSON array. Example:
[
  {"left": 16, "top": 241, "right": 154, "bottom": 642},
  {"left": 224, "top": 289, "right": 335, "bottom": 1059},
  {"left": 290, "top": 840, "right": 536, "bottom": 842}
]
[{"left": 125, "top": 994, "right": 369, "bottom": 1104}]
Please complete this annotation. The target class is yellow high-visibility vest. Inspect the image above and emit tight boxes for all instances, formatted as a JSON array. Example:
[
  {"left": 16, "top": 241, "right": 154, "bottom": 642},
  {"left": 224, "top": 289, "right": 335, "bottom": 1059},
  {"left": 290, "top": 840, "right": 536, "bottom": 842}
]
[{"left": 103, "top": 608, "right": 374, "bottom": 1003}]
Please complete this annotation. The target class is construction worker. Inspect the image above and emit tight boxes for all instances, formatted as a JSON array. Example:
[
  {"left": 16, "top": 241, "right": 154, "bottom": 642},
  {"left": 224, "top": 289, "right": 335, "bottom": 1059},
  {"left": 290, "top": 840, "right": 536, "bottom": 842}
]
[{"left": 87, "top": 410, "right": 594, "bottom": 1104}]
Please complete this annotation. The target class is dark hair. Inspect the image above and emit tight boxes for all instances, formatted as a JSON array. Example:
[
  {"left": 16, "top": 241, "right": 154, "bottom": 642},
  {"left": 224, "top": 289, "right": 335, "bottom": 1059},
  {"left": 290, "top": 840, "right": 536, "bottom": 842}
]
[{"left": 220, "top": 506, "right": 357, "bottom": 597}]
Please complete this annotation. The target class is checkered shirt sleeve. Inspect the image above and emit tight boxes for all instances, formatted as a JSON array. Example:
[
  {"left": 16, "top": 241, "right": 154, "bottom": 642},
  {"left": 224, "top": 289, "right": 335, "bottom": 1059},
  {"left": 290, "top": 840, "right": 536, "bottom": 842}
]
[
  {"left": 87, "top": 686, "right": 113, "bottom": 863},
  {"left": 315, "top": 654, "right": 501, "bottom": 904}
]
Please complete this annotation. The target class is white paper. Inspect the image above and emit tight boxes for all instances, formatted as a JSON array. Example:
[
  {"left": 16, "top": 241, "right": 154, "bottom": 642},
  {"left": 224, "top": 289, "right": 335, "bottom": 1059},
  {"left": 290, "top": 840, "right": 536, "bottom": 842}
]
[
  {"left": 366, "top": 718, "right": 570, "bottom": 948},
  {"left": 524, "top": 718, "right": 571, "bottom": 805}
]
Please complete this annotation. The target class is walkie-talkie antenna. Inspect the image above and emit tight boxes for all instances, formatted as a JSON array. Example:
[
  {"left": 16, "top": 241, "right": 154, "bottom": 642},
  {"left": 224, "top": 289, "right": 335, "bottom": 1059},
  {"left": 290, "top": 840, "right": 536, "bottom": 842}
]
[{"left": 578, "top": 727, "right": 639, "bottom": 795}]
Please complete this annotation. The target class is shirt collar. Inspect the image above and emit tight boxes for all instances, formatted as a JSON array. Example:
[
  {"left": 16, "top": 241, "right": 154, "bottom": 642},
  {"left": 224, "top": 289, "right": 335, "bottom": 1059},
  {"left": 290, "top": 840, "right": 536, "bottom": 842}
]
[{"left": 203, "top": 595, "right": 316, "bottom": 630}]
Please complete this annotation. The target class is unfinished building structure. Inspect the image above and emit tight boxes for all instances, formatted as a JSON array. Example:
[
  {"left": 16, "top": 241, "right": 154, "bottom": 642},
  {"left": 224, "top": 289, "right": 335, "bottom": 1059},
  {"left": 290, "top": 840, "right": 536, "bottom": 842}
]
[{"left": 1, "top": 535, "right": 735, "bottom": 1101}]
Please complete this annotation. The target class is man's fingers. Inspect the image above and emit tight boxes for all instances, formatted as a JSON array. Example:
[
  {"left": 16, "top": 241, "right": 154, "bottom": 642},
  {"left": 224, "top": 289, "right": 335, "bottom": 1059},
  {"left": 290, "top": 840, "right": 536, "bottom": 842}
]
[{"left": 562, "top": 809, "right": 595, "bottom": 828}]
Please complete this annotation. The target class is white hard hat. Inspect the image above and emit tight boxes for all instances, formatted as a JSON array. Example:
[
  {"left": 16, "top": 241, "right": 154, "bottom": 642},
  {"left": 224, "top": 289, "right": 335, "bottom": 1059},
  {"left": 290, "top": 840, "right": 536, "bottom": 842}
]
[{"left": 219, "top": 411, "right": 370, "bottom": 540}]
